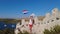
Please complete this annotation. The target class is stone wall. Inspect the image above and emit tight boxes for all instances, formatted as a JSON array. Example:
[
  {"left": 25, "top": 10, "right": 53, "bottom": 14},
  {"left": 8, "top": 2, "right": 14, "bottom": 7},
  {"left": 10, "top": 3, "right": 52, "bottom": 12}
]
[{"left": 15, "top": 8, "right": 60, "bottom": 34}]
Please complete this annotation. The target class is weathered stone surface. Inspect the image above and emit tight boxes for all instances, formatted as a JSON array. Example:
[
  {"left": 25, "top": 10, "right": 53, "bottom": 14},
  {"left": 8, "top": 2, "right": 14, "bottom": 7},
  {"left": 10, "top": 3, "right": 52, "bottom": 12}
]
[{"left": 15, "top": 8, "right": 60, "bottom": 34}]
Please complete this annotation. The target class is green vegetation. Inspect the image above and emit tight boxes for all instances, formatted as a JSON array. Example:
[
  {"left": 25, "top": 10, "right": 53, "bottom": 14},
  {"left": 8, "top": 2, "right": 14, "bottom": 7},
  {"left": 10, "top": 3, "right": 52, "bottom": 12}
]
[
  {"left": 0, "top": 28, "right": 29, "bottom": 34},
  {"left": 0, "top": 28, "right": 14, "bottom": 34},
  {"left": 18, "top": 31, "right": 29, "bottom": 34},
  {"left": 44, "top": 25, "right": 60, "bottom": 34}
]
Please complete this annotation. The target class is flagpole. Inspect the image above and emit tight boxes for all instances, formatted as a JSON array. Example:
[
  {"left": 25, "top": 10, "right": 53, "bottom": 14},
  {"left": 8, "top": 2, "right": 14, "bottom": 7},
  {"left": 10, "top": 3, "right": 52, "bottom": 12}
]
[
  {"left": 23, "top": 10, "right": 28, "bottom": 18},
  {"left": 23, "top": 10, "right": 33, "bottom": 34}
]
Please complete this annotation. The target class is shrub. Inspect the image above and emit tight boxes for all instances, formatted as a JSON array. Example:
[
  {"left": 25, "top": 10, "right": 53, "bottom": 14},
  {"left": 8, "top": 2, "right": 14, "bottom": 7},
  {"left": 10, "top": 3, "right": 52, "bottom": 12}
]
[
  {"left": 44, "top": 25, "right": 60, "bottom": 34},
  {"left": 18, "top": 31, "right": 29, "bottom": 34},
  {"left": 0, "top": 28, "right": 14, "bottom": 34}
]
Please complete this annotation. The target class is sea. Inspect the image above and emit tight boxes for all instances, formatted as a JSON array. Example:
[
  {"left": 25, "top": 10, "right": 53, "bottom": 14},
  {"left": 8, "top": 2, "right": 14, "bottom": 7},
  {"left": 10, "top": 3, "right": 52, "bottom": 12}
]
[{"left": 0, "top": 21, "right": 16, "bottom": 30}]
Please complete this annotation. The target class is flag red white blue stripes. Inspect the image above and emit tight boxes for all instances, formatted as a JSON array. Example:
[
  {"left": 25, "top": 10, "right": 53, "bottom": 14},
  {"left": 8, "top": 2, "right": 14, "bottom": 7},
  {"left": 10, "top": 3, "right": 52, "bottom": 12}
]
[{"left": 23, "top": 10, "right": 28, "bottom": 14}]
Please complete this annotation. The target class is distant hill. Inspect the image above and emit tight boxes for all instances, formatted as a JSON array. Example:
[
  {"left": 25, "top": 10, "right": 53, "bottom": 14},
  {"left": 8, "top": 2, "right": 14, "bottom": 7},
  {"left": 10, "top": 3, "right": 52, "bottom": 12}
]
[
  {"left": 0, "top": 16, "right": 45, "bottom": 23},
  {"left": 0, "top": 18, "right": 21, "bottom": 24}
]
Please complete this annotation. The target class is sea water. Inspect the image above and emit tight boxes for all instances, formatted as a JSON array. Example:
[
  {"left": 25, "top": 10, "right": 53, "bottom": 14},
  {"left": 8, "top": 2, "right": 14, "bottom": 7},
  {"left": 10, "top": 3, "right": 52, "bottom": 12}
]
[{"left": 0, "top": 21, "right": 16, "bottom": 30}]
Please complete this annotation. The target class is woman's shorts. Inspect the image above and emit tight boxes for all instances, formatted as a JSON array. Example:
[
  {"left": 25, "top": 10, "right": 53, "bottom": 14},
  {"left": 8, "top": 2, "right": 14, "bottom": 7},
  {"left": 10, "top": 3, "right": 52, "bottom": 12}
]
[{"left": 29, "top": 24, "right": 33, "bottom": 29}]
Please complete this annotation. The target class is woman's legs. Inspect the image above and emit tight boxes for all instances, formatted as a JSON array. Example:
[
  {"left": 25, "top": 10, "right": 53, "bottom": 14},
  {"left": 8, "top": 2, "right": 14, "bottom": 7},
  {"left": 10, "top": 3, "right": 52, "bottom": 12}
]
[{"left": 29, "top": 24, "right": 33, "bottom": 34}]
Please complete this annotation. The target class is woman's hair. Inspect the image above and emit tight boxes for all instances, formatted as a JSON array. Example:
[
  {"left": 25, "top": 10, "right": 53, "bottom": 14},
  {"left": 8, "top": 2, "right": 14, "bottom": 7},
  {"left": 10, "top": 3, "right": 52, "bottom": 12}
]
[{"left": 32, "top": 19, "right": 34, "bottom": 24}]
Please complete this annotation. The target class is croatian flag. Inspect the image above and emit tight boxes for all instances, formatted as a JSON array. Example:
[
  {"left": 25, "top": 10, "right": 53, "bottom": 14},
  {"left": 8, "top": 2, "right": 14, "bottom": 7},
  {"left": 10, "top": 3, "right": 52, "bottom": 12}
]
[{"left": 23, "top": 10, "right": 28, "bottom": 14}]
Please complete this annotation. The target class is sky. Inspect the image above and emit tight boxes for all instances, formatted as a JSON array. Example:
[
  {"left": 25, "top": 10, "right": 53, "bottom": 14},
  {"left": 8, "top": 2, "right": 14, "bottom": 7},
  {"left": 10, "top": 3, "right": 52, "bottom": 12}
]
[{"left": 0, "top": 0, "right": 60, "bottom": 18}]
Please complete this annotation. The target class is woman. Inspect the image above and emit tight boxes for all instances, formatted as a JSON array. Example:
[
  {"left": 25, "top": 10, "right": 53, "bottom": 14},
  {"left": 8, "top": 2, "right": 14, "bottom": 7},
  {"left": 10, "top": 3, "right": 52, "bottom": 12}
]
[{"left": 29, "top": 16, "right": 34, "bottom": 34}]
